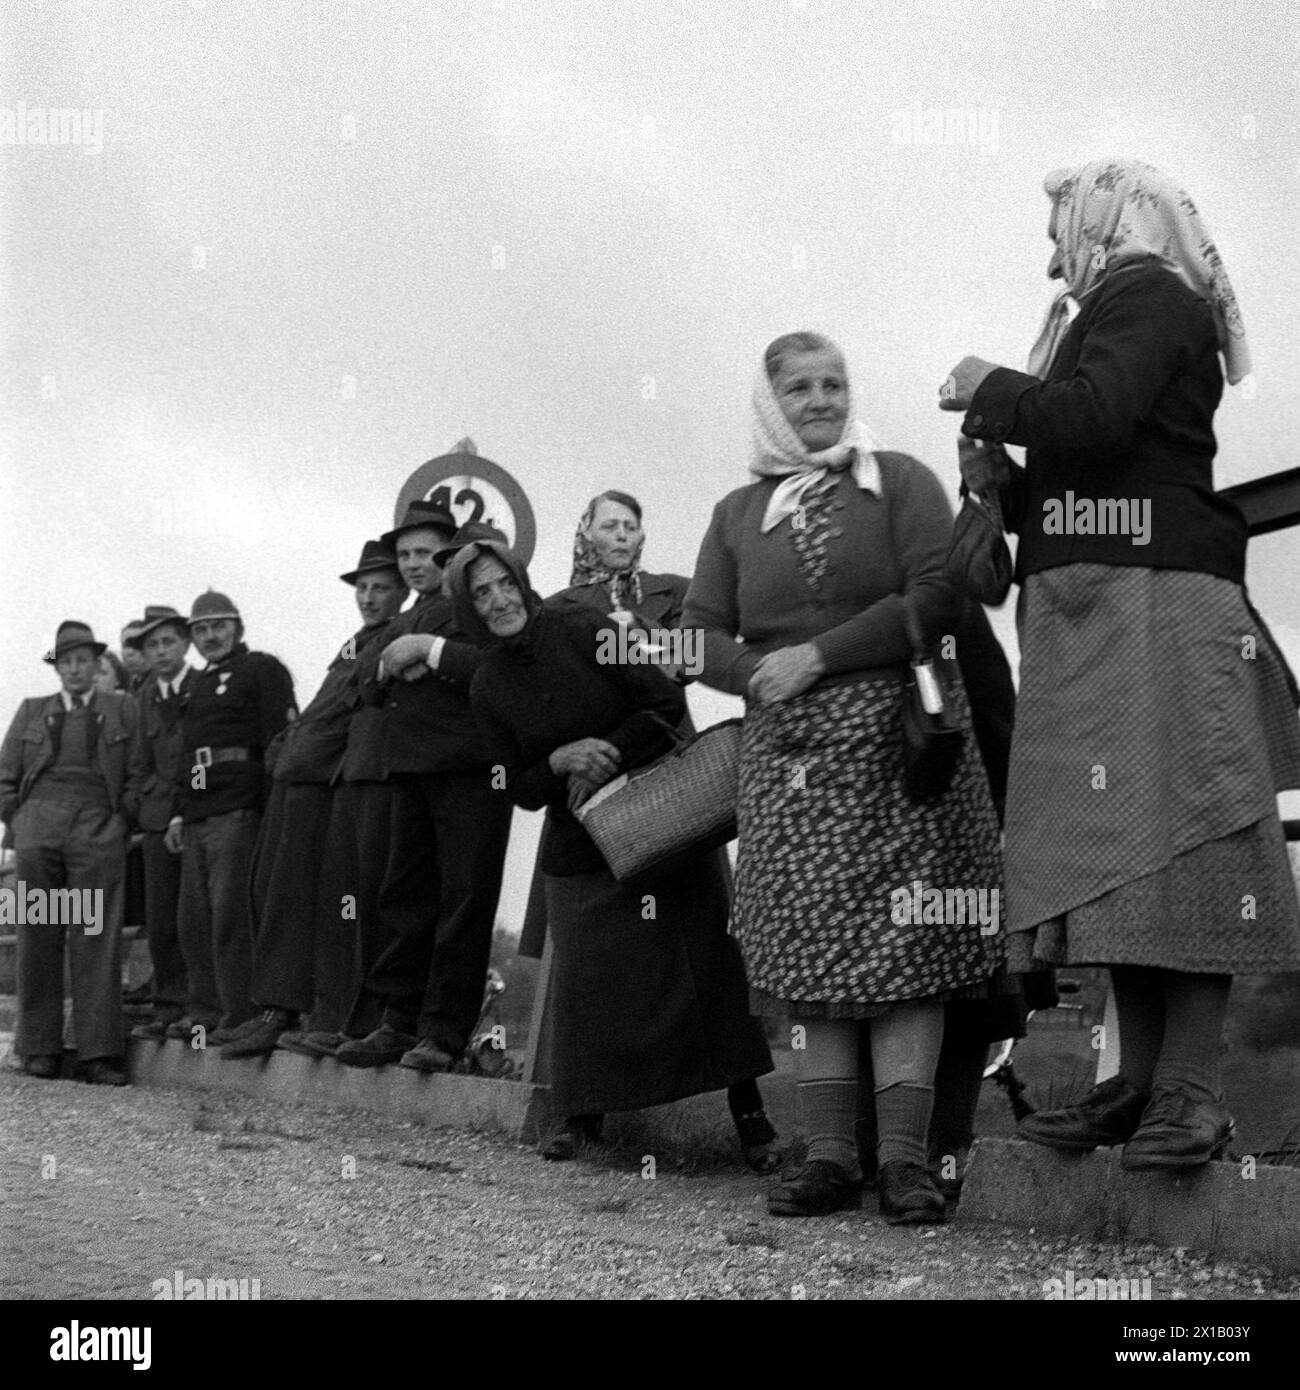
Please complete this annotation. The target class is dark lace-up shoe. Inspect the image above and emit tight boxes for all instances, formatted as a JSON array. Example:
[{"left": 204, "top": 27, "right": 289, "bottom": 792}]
[
  {"left": 767, "top": 1160, "right": 863, "bottom": 1217},
  {"left": 335, "top": 1023, "right": 417, "bottom": 1068},
  {"left": 878, "top": 1160, "right": 947, "bottom": 1225},
  {"left": 1121, "top": 1087, "right": 1235, "bottom": 1171},
  {"left": 222, "top": 1008, "right": 297, "bottom": 1059},
  {"left": 1018, "top": 1076, "right": 1150, "bottom": 1152}
]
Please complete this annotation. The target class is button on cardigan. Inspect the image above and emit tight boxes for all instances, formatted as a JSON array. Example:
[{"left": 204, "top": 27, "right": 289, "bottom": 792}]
[{"left": 682, "top": 451, "right": 964, "bottom": 699}]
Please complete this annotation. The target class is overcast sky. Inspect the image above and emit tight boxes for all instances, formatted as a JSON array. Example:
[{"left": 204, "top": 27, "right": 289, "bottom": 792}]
[{"left": 3, "top": 0, "right": 1298, "bottom": 922}]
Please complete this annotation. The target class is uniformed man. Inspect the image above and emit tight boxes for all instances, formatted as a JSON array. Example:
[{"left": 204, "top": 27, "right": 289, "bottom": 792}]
[
  {"left": 0, "top": 621, "right": 143, "bottom": 1084},
  {"left": 223, "top": 541, "right": 408, "bottom": 1059},
  {"left": 336, "top": 503, "right": 513, "bottom": 1072},
  {"left": 165, "top": 591, "right": 296, "bottom": 1043},
  {"left": 125, "top": 607, "right": 196, "bottom": 1040}
]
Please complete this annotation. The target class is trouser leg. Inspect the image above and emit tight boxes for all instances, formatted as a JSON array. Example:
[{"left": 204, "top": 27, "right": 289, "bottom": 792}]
[
  {"left": 308, "top": 787, "right": 362, "bottom": 1034},
  {"left": 415, "top": 772, "right": 513, "bottom": 1053},
  {"left": 141, "top": 830, "right": 186, "bottom": 1013},
  {"left": 250, "top": 783, "right": 329, "bottom": 1014},
  {"left": 63, "top": 805, "right": 127, "bottom": 1062},
  {"left": 13, "top": 800, "right": 69, "bottom": 1060},
  {"left": 204, "top": 808, "right": 259, "bottom": 1028},
  {"left": 177, "top": 821, "right": 220, "bottom": 1028}
]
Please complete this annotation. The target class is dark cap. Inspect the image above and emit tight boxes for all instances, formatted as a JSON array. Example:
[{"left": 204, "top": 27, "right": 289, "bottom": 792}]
[
  {"left": 433, "top": 521, "right": 509, "bottom": 567},
  {"left": 44, "top": 620, "right": 108, "bottom": 664},
  {"left": 340, "top": 538, "right": 403, "bottom": 586},
  {"left": 187, "top": 590, "right": 242, "bottom": 626},
  {"left": 380, "top": 500, "right": 457, "bottom": 552}
]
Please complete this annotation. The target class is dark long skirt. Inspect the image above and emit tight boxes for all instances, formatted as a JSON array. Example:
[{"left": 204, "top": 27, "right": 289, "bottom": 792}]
[{"left": 543, "top": 854, "right": 773, "bottom": 1117}]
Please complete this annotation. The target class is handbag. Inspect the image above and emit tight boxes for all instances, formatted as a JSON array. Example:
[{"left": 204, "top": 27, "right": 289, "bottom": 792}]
[
  {"left": 946, "top": 481, "right": 1014, "bottom": 605},
  {"left": 575, "top": 716, "right": 743, "bottom": 882},
  {"left": 899, "top": 598, "right": 966, "bottom": 803}
]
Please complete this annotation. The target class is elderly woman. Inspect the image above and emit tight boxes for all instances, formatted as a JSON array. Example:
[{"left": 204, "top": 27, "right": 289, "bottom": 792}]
[
  {"left": 446, "top": 541, "right": 778, "bottom": 1166},
  {"left": 942, "top": 159, "right": 1300, "bottom": 1169},
  {"left": 684, "top": 332, "right": 1005, "bottom": 1223}
]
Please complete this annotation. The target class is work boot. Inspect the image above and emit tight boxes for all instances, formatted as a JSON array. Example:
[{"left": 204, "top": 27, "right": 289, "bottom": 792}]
[
  {"left": 878, "top": 1159, "right": 947, "bottom": 1225},
  {"left": 399, "top": 1039, "right": 458, "bottom": 1074},
  {"left": 767, "top": 1160, "right": 862, "bottom": 1217},
  {"left": 221, "top": 1008, "right": 297, "bottom": 1060},
  {"left": 277, "top": 1030, "right": 349, "bottom": 1058},
  {"left": 335, "top": 1023, "right": 417, "bottom": 1068},
  {"left": 1121, "top": 1087, "right": 1235, "bottom": 1171},
  {"left": 1017, "top": 1076, "right": 1150, "bottom": 1153}
]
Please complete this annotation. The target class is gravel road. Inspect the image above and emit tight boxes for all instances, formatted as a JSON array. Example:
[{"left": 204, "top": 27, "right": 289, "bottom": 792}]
[{"left": 3, "top": 1068, "right": 1298, "bottom": 1302}]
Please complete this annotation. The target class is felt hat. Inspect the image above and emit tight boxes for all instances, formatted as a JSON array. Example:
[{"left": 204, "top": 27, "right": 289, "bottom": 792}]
[
  {"left": 434, "top": 521, "right": 508, "bottom": 567},
  {"left": 380, "top": 500, "right": 456, "bottom": 551},
  {"left": 44, "top": 620, "right": 108, "bottom": 664},
  {"left": 125, "top": 605, "right": 189, "bottom": 648},
  {"left": 340, "top": 539, "right": 402, "bottom": 586},
  {"left": 187, "top": 590, "right": 242, "bottom": 626}
]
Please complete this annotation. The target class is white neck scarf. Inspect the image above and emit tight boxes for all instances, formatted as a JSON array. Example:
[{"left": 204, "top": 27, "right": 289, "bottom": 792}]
[{"left": 749, "top": 364, "right": 884, "bottom": 533}]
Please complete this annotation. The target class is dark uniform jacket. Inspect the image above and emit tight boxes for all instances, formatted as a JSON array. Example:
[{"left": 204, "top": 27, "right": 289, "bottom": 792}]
[
  {"left": 356, "top": 591, "right": 487, "bottom": 776},
  {"left": 965, "top": 258, "right": 1248, "bottom": 584},
  {"left": 176, "top": 644, "right": 296, "bottom": 821},
  {"left": 0, "top": 691, "right": 143, "bottom": 826},
  {"left": 134, "top": 668, "right": 199, "bottom": 832},
  {"left": 273, "top": 624, "right": 386, "bottom": 785}
]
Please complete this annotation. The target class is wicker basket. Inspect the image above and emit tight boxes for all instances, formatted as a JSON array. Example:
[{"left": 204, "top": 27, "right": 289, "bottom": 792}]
[{"left": 576, "top": 717, "right": 744, "bottom": 882}]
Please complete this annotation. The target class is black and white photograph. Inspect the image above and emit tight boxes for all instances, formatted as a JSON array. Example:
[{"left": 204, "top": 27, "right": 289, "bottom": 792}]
[{"left": 2, "top": 0, "right": 1300, "bottom": 1343}]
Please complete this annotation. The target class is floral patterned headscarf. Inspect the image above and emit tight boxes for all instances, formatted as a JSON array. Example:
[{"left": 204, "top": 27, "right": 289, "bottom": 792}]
[
  {"left": 570, "top": 496, "right": 645, "bottom": 610},
  {"left": 1028, "top": 159, "right": 1251, "bottom": 384}
]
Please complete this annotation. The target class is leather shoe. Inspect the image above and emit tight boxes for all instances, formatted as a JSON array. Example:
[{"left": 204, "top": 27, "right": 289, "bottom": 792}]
[
  {"left": 1017, "top": 1075, "right": 1150, "bottom": 1152},
  {"left": 164, "top": 1017, "right": 218, "bottom": 1042},
  {"left": 878, "top": 1159, "right": 946, "bottom": 1225},
  {"left": 767, "top": 1159, "right": 862, "bottom": 1217},
  {"left": 276, "top": 1030, "right": 348, "bottom": 1058},
  {"left": 222, "top": 1008, "right": 296, "bottom": 1059},
  {"left": 82, "top": 1059, "right": 129, "bottom": 1086},
  {"left": 541, "top": 1115, "right": 604, "bottom": 1161},
  {"left": 24, "top": 1054, "right": 61, "bottom": 1079},
  {"left": 1121, "top": 1087, "right": 1235, "bottom": 1171},
  {"left": 399, "top": 1039, "right": 458, "bottom": 1073},
  {"left": 335, "top": 1023, "right": 417, "bottom": 1068}
]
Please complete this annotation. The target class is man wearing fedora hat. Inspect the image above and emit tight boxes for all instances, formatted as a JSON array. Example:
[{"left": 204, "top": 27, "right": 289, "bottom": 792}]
[
  {"left": 165, "top": 590, "right": 296, "bottom": 1043},
  {"left": 124, "top": 607, "right": 195, "bottom": 1039},
  {"left": 0, "top": 621, "right": 144, "bottom": 1084},
  {"left": 223, "top": 540, "right": 409, "bottom": 1059},
  {"left": 336, "top": 503, "right": 513, "bottom": 1072}
]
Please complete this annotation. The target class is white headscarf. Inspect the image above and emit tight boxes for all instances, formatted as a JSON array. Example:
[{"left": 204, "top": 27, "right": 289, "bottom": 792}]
[
  {"left": 1027, "top": 159, "right": 1252, "bottom": 384},
  {"left": 750, "top": 356, "right": 884, "bottom": 533}
]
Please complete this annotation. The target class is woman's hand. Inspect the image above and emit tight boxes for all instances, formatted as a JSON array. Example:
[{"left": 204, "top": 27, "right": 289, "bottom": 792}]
[
  {"left": 164, "top": 818, "right": 184, "bottom": 854},
  {"left": 958, "top": 437, "right": 1012, "bottom": 493},
  {"left": 747, "top": 643, "right": 826, "bottom": 705},
  {"left": 939, "top": 355, "right": 999, "bottom": 412},
  {"left": 549, "top": 738, "right": 621, "bottom": 784},
  {"left": 566, "top": 774, "right": 602, "bottom": 813}
]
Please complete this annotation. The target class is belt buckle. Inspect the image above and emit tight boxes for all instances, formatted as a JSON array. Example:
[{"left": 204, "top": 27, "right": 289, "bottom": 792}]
[{"left": 195, "top": 746, "right": 213, "bottom": 767}]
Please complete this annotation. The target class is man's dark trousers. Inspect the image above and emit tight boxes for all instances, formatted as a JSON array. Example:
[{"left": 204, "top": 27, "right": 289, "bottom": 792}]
[
  {"left": 249, "top": 781, "right": 360, "bottom": 1033},
  {"left": 177, "top": 808, "right": 259, "bottom": 1030},
  {"left": 141, "top": 830, "right": 187, "bottom": 1015},
  {"left": 14, "top": 799, "right": 126, "bottom": 1062},
  {"left": 366, "top": 771, "right": 512, "bottom": 1054}
]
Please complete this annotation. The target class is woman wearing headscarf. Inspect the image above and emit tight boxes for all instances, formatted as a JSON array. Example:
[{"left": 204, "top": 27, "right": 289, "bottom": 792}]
[
  {"left": 517, "top": 491, "right": 706, "bottom": 960},
  {"left": 446, "top": 541, "right": 778, "bottom": 1167},
  {"left": 941, "top": 159, "right": 1300, "bottom": 1170},
  {"left": 684, "top": 332, "right": 1005, "bottom": 1223}
]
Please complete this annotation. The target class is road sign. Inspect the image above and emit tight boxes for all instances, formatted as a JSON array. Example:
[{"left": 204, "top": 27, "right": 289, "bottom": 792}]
[{"left": 394, "top": 448, "right": 536, "bottom": 567}]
